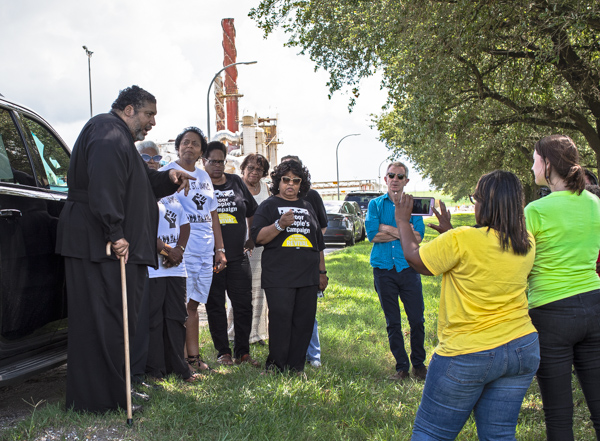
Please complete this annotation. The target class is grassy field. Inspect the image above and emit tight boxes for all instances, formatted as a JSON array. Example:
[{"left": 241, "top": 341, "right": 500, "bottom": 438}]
[{"left": 2, "top": 214, "right": 597, "bottom": 440}]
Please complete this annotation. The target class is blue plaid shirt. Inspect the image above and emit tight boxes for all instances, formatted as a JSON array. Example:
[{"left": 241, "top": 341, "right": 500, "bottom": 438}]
[{"left": 365, "top": 193, "right": 425, "bottom": 272}]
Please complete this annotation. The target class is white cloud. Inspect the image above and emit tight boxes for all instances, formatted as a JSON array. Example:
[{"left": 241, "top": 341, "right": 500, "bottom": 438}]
[{"left": 1, "top": 0, "right": 431, "bottom": 190}]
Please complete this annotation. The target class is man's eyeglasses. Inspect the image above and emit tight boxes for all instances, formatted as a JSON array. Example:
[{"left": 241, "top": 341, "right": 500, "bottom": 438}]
[
  {"left": 246, "top": 165, "right": 264, "bottom": 174},
  {"left": 182, "top": 139, "right": 201, "bottom": 147},
  {"left": 206, "top": 159, "right": 227, "bottom": 166},
  {"left": 387, "top": 173, "right": 406, "bottom": 180},
  {"left": 469, "top": 194, "right": 479, "bottom": 204},
  {"left": 281, "top": 176, "right": 302, "bottom": 185},
  {"left": 141, "top": 154, "right": 162, "bottom": 162}
]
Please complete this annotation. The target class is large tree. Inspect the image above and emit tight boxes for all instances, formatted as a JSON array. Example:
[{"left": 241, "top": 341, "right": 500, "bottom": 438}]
[{"left": 250, "top": 0, "right": 600, "bottom": 199}]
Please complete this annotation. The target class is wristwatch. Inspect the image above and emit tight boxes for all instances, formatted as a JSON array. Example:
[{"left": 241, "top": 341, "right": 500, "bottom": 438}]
[
  {"left": 177, "top": 245, "right": 185, "bottom": 252},
  {"left": 216, "top": 248, "right": 226, "bottom": 253},
  {"left": 274, "top": 219, "right": 285, "bottom": 231}
]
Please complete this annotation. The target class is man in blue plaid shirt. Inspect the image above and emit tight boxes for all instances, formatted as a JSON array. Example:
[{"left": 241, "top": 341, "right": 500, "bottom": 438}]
[{"left": 365, "top": 162, "right": 427, "bottom": 382}]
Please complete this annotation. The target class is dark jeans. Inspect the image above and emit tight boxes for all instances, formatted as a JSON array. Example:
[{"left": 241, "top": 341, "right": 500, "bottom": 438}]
[
  {"left": 145, "top": 277, "right": 189, "bottom": 380},
  {"left": 264, "top": 285, "right": 318, "bottom": 372},
  {"left": 206, "top": 256, "right": 252, "bottom": 359},
  {"left": 373, "top": 266, "right": 425, "bottom": 372},
  {"left": 529, "top": 289, "right": 600, "bottom": 441}
]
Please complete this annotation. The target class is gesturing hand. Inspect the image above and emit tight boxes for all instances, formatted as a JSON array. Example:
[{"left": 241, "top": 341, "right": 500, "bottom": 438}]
[{"left": 428, "top": 200, "right": 453, "bottom": 234}]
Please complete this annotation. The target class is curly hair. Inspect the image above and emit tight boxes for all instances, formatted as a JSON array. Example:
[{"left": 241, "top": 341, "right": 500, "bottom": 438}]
[
  {"left": 241, "top": 154, "right": 270, "bottom": 178},
  {"left": 111, "top": 85, "right": 156, "bottom": 112},
  {"left": 534, "top": 135, "right": 585, "bottom": 194},
  {"left": 174, "top": 126, "right": 207, "bottom": 156},
  {"left": 270, "top": 160, "right": 311, "bottom": 198},
  {"left": 472, "top": 170, "right": 532, "bottom": 256}
]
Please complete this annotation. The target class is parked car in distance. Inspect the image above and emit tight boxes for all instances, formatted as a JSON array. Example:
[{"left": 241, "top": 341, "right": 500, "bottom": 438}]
[
  {"left": 344, "top": 191, "right": 384, "bottom": 214},
  {"left": 323, "top": 200, "right": 365, "bottom": 246},
  {"left": 0, "top": 95, "right": 70, "bottom": 386}
]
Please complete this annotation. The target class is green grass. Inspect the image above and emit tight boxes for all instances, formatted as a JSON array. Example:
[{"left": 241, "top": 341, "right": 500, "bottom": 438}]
[{"left": 2, "top": 213, "right": 596, "bottom": 440}]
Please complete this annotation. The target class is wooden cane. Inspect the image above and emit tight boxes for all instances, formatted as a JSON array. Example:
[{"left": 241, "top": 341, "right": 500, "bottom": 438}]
[{"left": 106, "top": 242, "right": 133, "bottom": 426}]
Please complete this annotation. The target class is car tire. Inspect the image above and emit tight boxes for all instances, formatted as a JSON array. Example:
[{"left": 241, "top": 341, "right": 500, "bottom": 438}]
[
  {"left": 346, "top": 229, "right": 356, "bottom": 246},
  {"left": 360, "top": 226, "right": 366, "bottom": 241}
]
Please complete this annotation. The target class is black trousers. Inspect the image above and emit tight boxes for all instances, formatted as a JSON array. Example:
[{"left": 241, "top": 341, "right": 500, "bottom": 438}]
[
  {"left": 130, "top": 275, "right": 150, "bottom": 381},
  {"left": 65, "top": 257, "right": 146, "bottom": 413},
  {"left": 264, "top": 286, "right": 318, "bottom": 372},
  {"left": 145, "top": 277, "right": 190, "bottom": 379},
  {"left": 206, "top": 256, "right": 252, "bottom": 359}
]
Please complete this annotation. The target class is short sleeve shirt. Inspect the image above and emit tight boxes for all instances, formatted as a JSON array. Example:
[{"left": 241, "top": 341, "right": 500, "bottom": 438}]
[
  {"left": 149, "top": 195, "right": 189, "bottom": 279},
  {"left": 213, "top": 173, "right": 258, "bottom": 262},
  {"left": 160, "top": 162, "right": 217, "bottom": 257},
  {"left": 419, "top": 226, "right": 537, "bottom": 356},
  {"left": 251, "top": 196, "right": 325, "bottom": 288}
]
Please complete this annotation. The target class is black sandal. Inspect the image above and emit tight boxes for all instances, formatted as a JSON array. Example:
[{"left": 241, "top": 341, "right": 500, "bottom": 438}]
[{"left": 186, "top": 355, "right": 216, "bottom": 373}]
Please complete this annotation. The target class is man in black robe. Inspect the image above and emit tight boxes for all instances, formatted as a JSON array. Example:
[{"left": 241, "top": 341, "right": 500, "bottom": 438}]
[{"left": 56, "top": 85, "right": 194, "bottom": 413}]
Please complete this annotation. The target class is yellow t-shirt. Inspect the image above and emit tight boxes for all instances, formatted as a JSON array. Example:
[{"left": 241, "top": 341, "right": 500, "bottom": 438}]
[{"left": 420, "top": 226, "right": 537, "bottom": 356}]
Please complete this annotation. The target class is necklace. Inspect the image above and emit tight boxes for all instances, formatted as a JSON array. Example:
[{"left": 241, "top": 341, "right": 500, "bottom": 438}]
[{"left": 246, "top": 180, "right": 260, "bottom": 193}]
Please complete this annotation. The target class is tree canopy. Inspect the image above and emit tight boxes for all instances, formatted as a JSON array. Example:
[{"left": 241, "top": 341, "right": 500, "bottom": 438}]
[{"left": 250, "top": 0, "right": 600, "bottom": 199}]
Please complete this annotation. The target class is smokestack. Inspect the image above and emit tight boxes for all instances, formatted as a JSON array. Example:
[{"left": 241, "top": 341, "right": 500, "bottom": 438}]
[{"left": 222, "top": 18, "right": 239, "bottom": 135}]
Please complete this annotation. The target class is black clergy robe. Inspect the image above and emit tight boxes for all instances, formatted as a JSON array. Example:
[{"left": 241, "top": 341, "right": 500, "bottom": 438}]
[{"left": 56, "top": 111, "right": 178, "bottom": 413}]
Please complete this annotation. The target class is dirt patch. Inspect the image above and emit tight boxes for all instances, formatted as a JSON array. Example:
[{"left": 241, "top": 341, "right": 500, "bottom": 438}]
[{"left": 0, "top": 364, "right": 67, "bottom": 432}]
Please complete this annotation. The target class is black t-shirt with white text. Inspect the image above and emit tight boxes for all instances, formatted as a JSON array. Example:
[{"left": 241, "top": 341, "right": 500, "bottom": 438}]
[
  {"left": 214, "top": 173, "right": 258, "bottom": 262},
  {"left": 251, "top": 195, "right": 325, "bottom": 288}
]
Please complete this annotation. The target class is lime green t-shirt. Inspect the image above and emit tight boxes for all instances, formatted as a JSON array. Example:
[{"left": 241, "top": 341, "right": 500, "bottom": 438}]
[
  {"left": 525, "top": 190, "right": 600, "bottom": 309},
  {"left": 419, "top": 226, "right": 537, "bottom": 357}
]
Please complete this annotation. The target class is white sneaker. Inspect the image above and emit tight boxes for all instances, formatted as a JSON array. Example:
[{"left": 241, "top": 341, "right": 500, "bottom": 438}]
[{"left": 308, "top": 360, "right": 321, "bottom": 368}]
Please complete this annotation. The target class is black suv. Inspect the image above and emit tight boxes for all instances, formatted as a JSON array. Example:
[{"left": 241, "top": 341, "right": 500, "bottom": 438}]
[
  {"left": 344, "top": 191, "right": 383, "bottom": 214},
  {"left": 0, "top": 95, "right": 70, "bottom": 385}
]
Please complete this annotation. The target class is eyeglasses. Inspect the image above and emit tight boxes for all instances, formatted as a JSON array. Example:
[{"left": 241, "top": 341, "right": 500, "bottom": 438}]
[
  {"left": 206, "top": 159, "right": 227, "bottom": 166},
  {"left": 281, "top": 176, "right": 302, "bottom": 185},
  {"left": 246, "top": 165, "right": 264, "bottom": 174},
  {"left": 469, "top": 194, "right": 479, "bottom": 204},
  {"left": 141, "top": 154, "right": 162, "bottom": 162},
  {"left": 387, "top": 173, "right": 406, "bottom": 180},
  {"left": 182, "top": 139, "right": 201, "bottom": 147}
]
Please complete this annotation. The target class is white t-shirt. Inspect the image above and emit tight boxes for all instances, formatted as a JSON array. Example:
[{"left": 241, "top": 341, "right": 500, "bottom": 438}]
[
  {"left": 149, "top": 195, "right": 189, "bottom": 279},
  {"left": 160, "top": 162, "right": 217, "bottom": 257}
]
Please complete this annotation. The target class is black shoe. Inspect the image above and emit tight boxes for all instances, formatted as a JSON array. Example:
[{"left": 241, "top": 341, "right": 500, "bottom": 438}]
[
  {"left": 131, "top": 389, "right": 150, "bottom": 402},
  {"left": 412, "top": 366, "right": 428, "bottom": 381}
]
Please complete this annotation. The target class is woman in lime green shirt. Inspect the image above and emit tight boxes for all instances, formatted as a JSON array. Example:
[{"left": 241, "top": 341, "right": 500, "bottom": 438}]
[
  {"left": 395, "top": 170, "right": 539, "bottom": 440},
  {"left": 525, "top": 134, "right": 600, "bottom": 441}
]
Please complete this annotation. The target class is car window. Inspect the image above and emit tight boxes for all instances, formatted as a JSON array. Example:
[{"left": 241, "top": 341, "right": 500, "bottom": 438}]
[
  {"left": 346, "top": 203, "right": 355, "bottom": 214},
  {"left": 20, "top": 116, "right": 69, "bottom": 192},
  {"left": 0, "top": 107, "right": 37, "bottom": 186}
]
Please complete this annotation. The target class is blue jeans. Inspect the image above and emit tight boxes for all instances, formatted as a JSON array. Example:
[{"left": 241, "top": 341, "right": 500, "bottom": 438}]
[
  {"left": 373, "top": 266, "right": 425, "bottom": 372},
  {"left": 306, "top": 319, "right": 321, "bottom": 362},
  {"left": 411, "top": 332, "right": 540, "bottom": 441},
  {"left": 528, "top": 290, "right": 600, "bottom": 441}
]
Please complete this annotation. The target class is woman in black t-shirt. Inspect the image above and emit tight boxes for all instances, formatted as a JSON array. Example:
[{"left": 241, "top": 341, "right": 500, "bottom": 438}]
[
  {"left": 251, "top": 161, "right": 328, "bottom": 372},
  {"left": 204, "top": 142, "right": 259, "bottom": 367}
]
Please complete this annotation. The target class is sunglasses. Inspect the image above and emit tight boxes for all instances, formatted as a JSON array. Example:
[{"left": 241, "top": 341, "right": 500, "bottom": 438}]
[
  {"left": 141, "top": 154, "right": 162, "bottom": 162},
  {"left": 387, "top": 172, "right": 406, "bottom": 180},
  {"left": 281, "top": 176, "right": 302, "bottom": 185},
  {"left": 469, "top": 194, "right": 479, "bottom": 204}
]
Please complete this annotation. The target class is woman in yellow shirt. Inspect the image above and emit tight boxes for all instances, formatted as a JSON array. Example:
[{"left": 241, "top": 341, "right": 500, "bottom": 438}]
[{"left": 395, "top": 170, "right": 539, "bottom": 440}]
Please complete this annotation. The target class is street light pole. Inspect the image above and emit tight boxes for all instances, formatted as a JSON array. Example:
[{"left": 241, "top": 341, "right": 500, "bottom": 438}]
[
  {"left": 206, "top": 61, "right": 257, "bottom": 140},
  {"left": 336, "top": 133, "right": 360, "bottom": 200},
  {"left": 82, "top": 46, "right": 93, "bottom": 118},
  {"left": 378, "top": 158, "right": 388, "bottom": 189}
]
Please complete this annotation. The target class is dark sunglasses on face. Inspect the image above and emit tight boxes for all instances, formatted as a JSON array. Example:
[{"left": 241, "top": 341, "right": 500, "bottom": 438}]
[
  {"left": 387, "top": 172, "right": 406, "bottom": 180},
  {"left": 281, "top": 176, "right": 302, "bottom": 185},
  {"left": 469, "top": 194, "right": 479, "bottom": 204},
  {"left": 141, "top": 154, "right": 162, "bottom": 162}
]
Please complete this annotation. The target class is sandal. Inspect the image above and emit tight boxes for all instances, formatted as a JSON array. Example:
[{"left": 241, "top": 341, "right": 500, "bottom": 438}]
[
  {"left": 186, "top": 355, "right": 216, "bottom": 373},
  {"left": 235, "top": 354, "right": 261, "bottom": 367},
  {"left": 217, "top": 353, "right": 234, "bottom": 366},
  {"left": 183, "top": 373, "right": 202, "bottom": 383}
]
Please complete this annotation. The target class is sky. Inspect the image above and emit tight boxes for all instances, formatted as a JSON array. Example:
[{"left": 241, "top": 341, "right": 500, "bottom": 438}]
[{"left": 1, "top": 0, "right": 431, "bottom": 192}]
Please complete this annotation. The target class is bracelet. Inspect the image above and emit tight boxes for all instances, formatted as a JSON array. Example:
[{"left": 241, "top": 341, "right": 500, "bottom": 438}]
[
  {"left": 274, "top": 219, "right": 285, "bottom": 231},
  {"left": 216, "top": 248, "right": 226, "bottom": 253},
  {"left": 319, "top": 270, "right": 327, "bottom": 274},
  {"left": 177, "top": 245, "right": 185, "bottom": 252}
]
